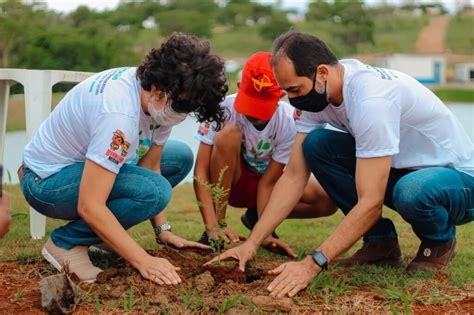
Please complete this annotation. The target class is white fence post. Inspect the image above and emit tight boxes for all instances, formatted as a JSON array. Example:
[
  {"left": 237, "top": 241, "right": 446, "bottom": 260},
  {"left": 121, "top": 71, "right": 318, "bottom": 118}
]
[{"left": 0, "top": 69, "right": 94, "bottom": 239}]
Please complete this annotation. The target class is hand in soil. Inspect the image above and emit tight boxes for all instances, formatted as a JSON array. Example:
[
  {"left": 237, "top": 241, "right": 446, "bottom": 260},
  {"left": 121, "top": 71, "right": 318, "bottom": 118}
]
[
  {"left": 204, "top": 239, "right": 257, "bottom": 271},
  {"left": 208, "top": 226, "right": 246, "bottom": 244},
  {"left": 137, "top": 254, "right": 182, "bottom": 285},
  {"left": 158, "top": 230, "right": 210, "bottom": 250},
  {"left": 261, "top": 236, "right": 297, "bottom": 258},
  {"left": 267, "top": 255, "right": 321, "bottom": 298}
]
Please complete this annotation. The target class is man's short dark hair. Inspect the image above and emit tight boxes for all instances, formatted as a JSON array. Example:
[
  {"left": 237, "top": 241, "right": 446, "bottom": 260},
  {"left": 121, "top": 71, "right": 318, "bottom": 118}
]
[
  {"left": 272, "top": 30, "right": 338, "bottom": 78},
  {"left": 137, "top": 32, "right": 228, "bottom": 130}
]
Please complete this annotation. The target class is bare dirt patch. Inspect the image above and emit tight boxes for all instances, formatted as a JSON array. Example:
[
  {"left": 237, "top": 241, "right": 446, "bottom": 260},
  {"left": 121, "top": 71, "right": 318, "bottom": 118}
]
[
  {"left": 416, "top": 15, "right": 450, "bottom": 53},
  {"left": 0, "top": 248, "right": 472, "bottom": 314}
]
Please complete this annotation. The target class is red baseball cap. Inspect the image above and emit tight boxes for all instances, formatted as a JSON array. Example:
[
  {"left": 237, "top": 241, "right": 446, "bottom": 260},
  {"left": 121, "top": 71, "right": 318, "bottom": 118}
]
[{"left": 234, "top": 52, "right": 282, "bottom": 120}]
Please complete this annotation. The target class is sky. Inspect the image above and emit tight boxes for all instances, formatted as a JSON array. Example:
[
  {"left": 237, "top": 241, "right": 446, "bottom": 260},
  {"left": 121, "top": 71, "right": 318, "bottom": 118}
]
[{"left": 40, "top": 0, "right": 464, "bottom": 14}]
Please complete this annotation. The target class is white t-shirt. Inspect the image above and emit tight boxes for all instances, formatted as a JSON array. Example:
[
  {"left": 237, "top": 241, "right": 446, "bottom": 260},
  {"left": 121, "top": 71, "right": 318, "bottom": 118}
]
[
  {"left": 294, "top": 59, "right": 474, "bottom": 176},
  {"left": 23, "top": 67, "right": 172, "bottom": 178},
  {"left": 195, "top": 94, "right": 296, "bottom": 174}
]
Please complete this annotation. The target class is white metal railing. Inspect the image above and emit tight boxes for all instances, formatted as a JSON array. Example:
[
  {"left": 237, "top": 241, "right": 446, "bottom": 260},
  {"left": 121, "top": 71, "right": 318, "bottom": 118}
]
[{"left": 0, "top": 69, "right": 94, "bottom": 239}]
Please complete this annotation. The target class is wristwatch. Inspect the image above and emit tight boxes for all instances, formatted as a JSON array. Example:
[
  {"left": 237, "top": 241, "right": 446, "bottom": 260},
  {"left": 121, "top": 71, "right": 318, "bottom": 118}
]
[
  {"left": 154, "top": 222, "right": 172, "bottom": 244},
  {"left": 311, "top": 251, "right": 328, "bottom": 271}
]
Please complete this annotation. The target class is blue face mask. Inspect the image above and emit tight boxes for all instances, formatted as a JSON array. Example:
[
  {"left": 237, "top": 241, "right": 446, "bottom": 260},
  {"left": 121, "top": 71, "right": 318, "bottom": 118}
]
[{"left": 288, "top": 73, "right": 329, "bottom": 112}]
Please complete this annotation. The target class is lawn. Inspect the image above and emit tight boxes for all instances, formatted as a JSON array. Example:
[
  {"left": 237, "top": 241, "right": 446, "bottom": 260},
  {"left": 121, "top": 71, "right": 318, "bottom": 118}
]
[
  {"left": 432, "top": 88, "right": 474, "bottom": 103},
  {"left": 446, "top": 14, "right": 474, "bottom": 55},
  {"left": 0, "top": 183, "right": 472, "bottom": 313}
]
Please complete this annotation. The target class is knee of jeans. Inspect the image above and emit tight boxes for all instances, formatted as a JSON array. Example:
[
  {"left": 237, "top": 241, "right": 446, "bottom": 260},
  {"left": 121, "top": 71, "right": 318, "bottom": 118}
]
[
  {"left": 214, "top": 125, "right": 241, "bottom": 152},
  {"left": 144, "top": 174, "right": 173, "bottom": 217},
  {"left": 302, "top": 129, "right": 333, "bottom": 162},
  {"left": 172, "top": 141, "right": 194, "bottom": 176},
  {"left": 393, "top": 174, "right": 430, "bottom": 221}
]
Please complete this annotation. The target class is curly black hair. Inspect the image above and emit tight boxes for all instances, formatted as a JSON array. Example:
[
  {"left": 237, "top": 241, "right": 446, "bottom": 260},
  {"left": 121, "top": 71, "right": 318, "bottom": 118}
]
[{"left": 136, "top": 32, "right": 228, "bottom": 130}]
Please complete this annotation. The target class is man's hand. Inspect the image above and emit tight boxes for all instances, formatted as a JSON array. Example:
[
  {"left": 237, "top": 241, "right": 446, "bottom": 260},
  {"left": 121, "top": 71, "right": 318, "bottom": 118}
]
[
  {"left": 208, "top": 226, "right": 246, "bottom": 244},
  {"left": 267, "top": 255, "right": 321, "bottom": 298},
  {"left": 157, "top": 231, "right": 210, "bottom": 250},
  {"left": 0, "top": 192, "right": 11, "bottom": 238},
  {"left": 205, "top": 240, "right": 258, "bottom": 271},
  {"left": 262, "top": 236, "right": 297, "bottom": 258}
]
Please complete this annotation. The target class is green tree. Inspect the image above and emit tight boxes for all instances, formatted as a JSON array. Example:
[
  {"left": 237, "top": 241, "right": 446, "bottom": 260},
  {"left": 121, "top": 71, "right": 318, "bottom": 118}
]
[
  {"left": 306, "top": 0, "right": 374, "bottom": 53},
  {"left": 305, "top": 0, "right": 332, "bottom": 21},
  {"left": 157, "top": 10, "right": 213, "bottom": 38},
  {"left": 0, "top": 0, "right": 47, "bottom": 67},
  {"left": 218, "top": 0, "right": 273, "bottom": 29},
  {"left": 259, "top": 12, "right": 293, "bottom": 41}
]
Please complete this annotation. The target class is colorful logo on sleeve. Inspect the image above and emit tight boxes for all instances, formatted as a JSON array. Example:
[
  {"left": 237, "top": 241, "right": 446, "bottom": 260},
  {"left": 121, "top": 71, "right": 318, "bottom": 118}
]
[
  {"left": 293, "top": 109, "right": 302, "bottom": 121},
  {"left": 198, "top": 122, "right": 210, "bottom": 136},
  {"left": 106, "top": 130, "right": 130, "bottom": 165}
]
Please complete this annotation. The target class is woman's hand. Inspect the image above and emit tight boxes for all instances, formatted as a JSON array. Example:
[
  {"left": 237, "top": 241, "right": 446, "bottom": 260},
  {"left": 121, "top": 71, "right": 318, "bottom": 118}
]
[
  {"left": 136, "top": 254, "right": 182, "bottom": 285},
  {"left": 157, "top": 231, "right": 210, "bottom": 250}
]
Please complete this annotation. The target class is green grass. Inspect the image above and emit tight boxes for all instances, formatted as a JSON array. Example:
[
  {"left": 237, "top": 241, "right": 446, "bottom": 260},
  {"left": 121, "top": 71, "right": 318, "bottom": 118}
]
[
  {"left": 6, "top": 93, "right": 66, "bottom": 132},
  {"left": 210, "top": 26, "right": 272, "bottom": 59},
  {"left": 432, "top": 88, "right": 474, "bottom": 103},
  {"left": 296, "top": 16, "right": 430, "bottom": 57},
  {"left": 446, "top": 14, "right": 474, "bottom": 55},
  {"left": 358, "top": 16, "right": 430, "bottom": 54}
]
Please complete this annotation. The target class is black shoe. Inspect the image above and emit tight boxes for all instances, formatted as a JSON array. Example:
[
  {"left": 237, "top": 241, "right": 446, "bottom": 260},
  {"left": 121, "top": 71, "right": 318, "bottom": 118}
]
[
  {"left": 241, "top": 207, "right": 258, "bottom": 230},
  {"left": 241, "top": 208, "right": 279, "bottom": 239},
  {"left": 197, "top": 231, "right": 209, "bottom": 245}
]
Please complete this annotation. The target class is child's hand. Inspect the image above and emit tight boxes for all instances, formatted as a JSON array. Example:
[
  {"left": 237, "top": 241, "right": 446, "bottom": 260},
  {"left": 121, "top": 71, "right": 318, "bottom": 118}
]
[{"left": 208, "top": 226, "right": 245, "bottom": 244}]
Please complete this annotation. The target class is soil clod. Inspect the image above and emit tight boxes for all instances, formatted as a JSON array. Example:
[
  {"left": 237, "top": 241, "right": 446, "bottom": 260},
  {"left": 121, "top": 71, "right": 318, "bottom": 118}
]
[
  {"left": 251, "top": 295, "right": 294, "bottom": 313},
  {"left": 96, "top": 267, "right": 118, "bottom": 284}
]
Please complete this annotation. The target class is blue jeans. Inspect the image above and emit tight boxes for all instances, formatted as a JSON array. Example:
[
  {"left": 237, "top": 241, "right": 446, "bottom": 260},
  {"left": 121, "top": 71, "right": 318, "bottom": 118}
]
[
  {"left": 21, "top": 140, "right": 194, "bottom": 249},
  {"left": 302, "top": 129, "right": 474, "bottom": 243}
]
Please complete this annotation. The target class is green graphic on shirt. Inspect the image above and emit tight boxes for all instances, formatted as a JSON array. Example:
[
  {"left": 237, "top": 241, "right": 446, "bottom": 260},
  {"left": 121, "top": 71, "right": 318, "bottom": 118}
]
[
  {"left": 131, "top": 124, "right": 161, "bottom": 164},
  {"left": 246, "top": 133, "right": 277, "bottom": 173}
]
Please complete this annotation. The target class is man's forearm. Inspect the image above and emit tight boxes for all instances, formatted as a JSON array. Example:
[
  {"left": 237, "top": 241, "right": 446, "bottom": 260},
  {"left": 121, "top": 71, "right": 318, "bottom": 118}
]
[
  {"left": 317, "top": 202, "right": 382, "bottom": 262},
  {"left": 256, "top": 180, "right": 277, "bottom": 218},
  {"left": 249, "top": 173, "right": 307, "bottom": 246}
]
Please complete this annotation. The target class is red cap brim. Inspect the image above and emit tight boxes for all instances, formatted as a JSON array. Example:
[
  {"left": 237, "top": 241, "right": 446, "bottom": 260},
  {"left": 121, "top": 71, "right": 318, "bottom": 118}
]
[{"left": 234, "top": 92, "right": 278, "bottom": 120}]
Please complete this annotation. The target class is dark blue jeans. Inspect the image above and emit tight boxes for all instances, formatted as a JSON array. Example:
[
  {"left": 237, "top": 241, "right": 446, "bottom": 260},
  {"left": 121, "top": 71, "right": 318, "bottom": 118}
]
[
  {"left": 302, "top": 129, "right": 474, "bottom": 243},
  {"left": 21, "top": 140, "right": 193, "bottom": 249}
]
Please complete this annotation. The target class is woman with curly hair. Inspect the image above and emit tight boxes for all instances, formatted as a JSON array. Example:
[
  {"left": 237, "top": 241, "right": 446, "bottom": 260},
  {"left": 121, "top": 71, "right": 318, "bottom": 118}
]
[{"left": 19, "top": 32, "right": 228, "bottom": 284}]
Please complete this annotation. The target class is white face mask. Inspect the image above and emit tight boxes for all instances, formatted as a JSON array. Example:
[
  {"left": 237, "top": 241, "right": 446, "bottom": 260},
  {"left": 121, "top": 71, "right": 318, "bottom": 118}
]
[{"left": 147, "top": 95, "right": 187, "bottom": 127}]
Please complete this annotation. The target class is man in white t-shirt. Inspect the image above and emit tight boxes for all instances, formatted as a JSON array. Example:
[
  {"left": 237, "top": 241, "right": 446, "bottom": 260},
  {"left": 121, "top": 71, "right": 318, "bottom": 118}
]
[
  {"left": 209, "top": 31, "right": 474, "bottom": 297},
  {"left": 20, "top": 33, "right": 228, "bottom": 283},
  {"left": 194, "top": 52, "right": 336, "bottom": 254}
]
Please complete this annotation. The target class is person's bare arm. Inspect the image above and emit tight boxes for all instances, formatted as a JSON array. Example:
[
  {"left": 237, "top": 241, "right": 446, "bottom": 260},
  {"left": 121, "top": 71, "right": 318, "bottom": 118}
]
[
  {"left": 79, "top": 160, "right": 181, "bottom": 285},
  {"left": 138, "top": 143, "right": 162, "bottom": 173},
  {"left": 140, "top": 144, "right": 208, "bottom": 249},
  {"left": 248, "top": 133, "right": 310, "bottom": 246},
  {"left": 0, "top": 193, "right": 11, "bottom": 238},
  {"left": 316, "top": 156, "right": 391, "bottom": 260},
  {"left": 207, "top": 133, "right": 310, "bottom": 268},
  {"left": 256, "top": 160, "right": 284, "bottom": 218},
  {"left": 267, "top": 156, "right": 392, "bottom": 297},
  {"left": 193, "top": 142, "right": 219, "bottom": 231},
  {"left": 256, "top": 160, "right": 297, "bottom": 257},
  {"left": 139, "top": 144, "right": 168, "bottom": 227}
]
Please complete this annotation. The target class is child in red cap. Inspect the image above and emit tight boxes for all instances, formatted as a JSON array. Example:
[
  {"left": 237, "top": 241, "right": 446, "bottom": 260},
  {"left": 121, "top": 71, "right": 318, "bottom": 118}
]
[{"left": 194, "top": 52, "right": 336, "bottom": 255}]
